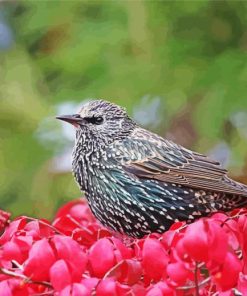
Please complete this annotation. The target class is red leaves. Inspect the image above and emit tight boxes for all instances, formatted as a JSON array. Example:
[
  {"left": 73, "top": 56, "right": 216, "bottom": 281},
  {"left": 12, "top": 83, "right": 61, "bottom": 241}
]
[
  {"left": 1, "top": 201, "right": 247, "bottom": 295},
  {"left": 0, "top": 210, "right": 10, "bottom": 232}
]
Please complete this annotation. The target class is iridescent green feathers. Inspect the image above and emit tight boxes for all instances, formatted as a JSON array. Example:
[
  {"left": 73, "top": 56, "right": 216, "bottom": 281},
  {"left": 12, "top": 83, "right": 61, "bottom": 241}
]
[{"left": 109, "top": 127, "right": 247, "bottom": 196}]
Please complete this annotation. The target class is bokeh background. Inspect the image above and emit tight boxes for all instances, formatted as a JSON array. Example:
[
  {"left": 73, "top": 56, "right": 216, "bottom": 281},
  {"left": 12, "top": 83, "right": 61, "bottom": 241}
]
[{"left": 0, "top": 1, "right": 247, "bottom": 219}]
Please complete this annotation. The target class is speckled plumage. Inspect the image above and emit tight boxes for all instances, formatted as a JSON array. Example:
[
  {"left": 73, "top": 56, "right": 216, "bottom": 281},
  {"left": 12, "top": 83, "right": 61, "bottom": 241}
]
[{"left": 57, "top": 100, "right": 247, "bottom": 238}]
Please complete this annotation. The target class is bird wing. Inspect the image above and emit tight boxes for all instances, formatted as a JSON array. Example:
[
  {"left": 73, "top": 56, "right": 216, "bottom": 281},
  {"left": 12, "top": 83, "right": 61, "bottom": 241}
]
[{"left": 109, "top": 128, "right": 247, "bottom": 196}]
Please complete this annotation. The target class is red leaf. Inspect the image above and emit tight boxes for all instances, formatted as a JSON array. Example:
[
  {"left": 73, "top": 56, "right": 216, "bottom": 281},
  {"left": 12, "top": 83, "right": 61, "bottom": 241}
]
[
  {"left": 169, "top": 221, "right": 186, "bottom": 231},
  {"left": 24, "top": 219, "right": 54, "bottom": 239},
  {"left": 162, "top": 230, "right": 183, "bottom": 250},
  {"left": 0, "top": 218, "right": 26, "bottom": 244},
  {"left": 72, "top": 225, "right": 111, "bottom": 248},
  {"left": 182, "top": 220, "right": 209, "bottom": 262},
  {"left": 24, "top": 238, "right": 56, "bottom": 281},
  {"left": 110, "top": 237, "right": 133, "bottom": 261},
  {"left": 96, "top": 278, "right": 117, "bottom": 295},
  {"left": 89, "top": 238, "right": 116, "bottom": 277},
  {"left": 207, "top": 221, "right": 228, "bottom": 265},
  {"left": 55, "top": 199, "right": 95, "bottom": 223},
  {"left": 80, "top": 278, "right": 99, "bottom": 294},
  {"left": 142, "top": 238, "right": 168, "bottom": 281},
  {"left": 52, "top": 215, "right": 81, "bottom": 235},
  {"left": 131, "top": 284, "right": 146, "bottom": 296},
  {"left": 50, "top": 259, "right": 72, "bottom": 291},
  {"left": 146, "top": 286, "right": 163, "bottom": 296},
  {"left": 213, "top": 252, "right": 242, "bottom": 291},
  {"left": 51, "top": 235, "right": 87, "bottom": 281},
  {"left": 0, "top": 280, "right": 12, "bottom": 296},
  {"left": 2, "top": 241, "right": 23, "bottom": 264},
  {"left": 116, "top": 282, "right": 132, "bottom": 295},
  {"left": 106, "top": 259, "right": 142, "bottom": 285},
  {"left": 2, "top": 279, "right": 30, "bottom": 296},
  {"left": 146, "top": 282, "right": 174, "bottom": 296},
  {"left": 2, "top": 234, "right": 33, "bottom": 266},
  {"left": 59, "top": 283, "right": 90, "bottom": 296},
  {"left": 238, "top": 272, "right": 247, "bottom": 295},
  {"left": 167, "top": 261, "right": 191, "bottom": 285}
]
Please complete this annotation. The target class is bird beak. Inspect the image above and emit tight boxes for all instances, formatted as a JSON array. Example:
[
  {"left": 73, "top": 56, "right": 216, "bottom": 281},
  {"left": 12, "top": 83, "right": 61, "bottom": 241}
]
[{"left": 56, "top": 114, "right": 83, "bottom": 125}]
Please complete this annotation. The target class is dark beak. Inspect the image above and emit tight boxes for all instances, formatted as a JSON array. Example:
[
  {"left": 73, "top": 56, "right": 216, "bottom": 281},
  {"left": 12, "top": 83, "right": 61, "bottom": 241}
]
[{"left": 56, "top": 114, "right": 83, "bottom": 125}]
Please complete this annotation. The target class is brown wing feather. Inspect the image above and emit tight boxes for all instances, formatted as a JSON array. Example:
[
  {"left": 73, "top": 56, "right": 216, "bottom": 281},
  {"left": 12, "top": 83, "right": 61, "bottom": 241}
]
[{"left": 115, "top": 128, "right": 247, "bottom": 196}]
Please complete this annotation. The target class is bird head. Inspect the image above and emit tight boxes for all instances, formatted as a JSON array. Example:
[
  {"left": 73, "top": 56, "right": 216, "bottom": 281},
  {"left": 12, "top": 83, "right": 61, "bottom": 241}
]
[{"left": 56, "top": 99, "right": 137, "bottom": 145}]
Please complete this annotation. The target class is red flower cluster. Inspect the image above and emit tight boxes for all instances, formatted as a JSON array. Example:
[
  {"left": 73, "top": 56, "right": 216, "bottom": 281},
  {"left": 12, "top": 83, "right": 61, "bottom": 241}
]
[{"left": 0, "top": 199, "right": 247, "bottom": 295}]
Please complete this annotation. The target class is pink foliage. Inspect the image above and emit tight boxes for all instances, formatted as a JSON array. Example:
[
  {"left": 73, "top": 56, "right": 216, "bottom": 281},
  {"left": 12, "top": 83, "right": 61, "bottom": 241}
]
[{"left": 0, "top": 200, "right": 247, "bottom": 295}]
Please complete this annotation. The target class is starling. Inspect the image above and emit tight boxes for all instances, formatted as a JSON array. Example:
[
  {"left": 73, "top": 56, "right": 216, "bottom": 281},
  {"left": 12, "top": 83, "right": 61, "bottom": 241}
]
[{"left": 57, "top": 100, "right": 247, "bottom": 238}]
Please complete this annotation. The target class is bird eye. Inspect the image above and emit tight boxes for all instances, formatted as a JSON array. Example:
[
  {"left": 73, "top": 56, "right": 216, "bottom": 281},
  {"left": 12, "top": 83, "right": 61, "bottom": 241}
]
[
  {"left": 84, "top": 116, "right": 104, "bottom": 125},
  {"left": 93, "top": 116, "right": 104, "bottom": 125}
]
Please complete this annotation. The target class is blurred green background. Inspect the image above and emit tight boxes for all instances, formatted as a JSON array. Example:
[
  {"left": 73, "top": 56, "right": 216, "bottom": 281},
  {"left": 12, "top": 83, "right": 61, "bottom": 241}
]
[{"left": 0, "top": 1, "right": 247, "bottom": 219}]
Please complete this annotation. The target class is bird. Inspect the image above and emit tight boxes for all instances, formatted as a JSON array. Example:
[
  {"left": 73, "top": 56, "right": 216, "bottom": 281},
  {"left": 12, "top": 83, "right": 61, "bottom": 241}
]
[{"left": 56, "top": 99, "right": 247, "bottom": 238}]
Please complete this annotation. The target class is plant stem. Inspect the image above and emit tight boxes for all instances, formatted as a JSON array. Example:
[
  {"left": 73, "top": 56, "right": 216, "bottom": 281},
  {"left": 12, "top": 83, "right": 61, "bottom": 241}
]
[
  {"left": 194, "top": 261, "right": 199, "bottom": 296},
  {"left": 0, "top": 268, "right": 52, "bottom": 288}
]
